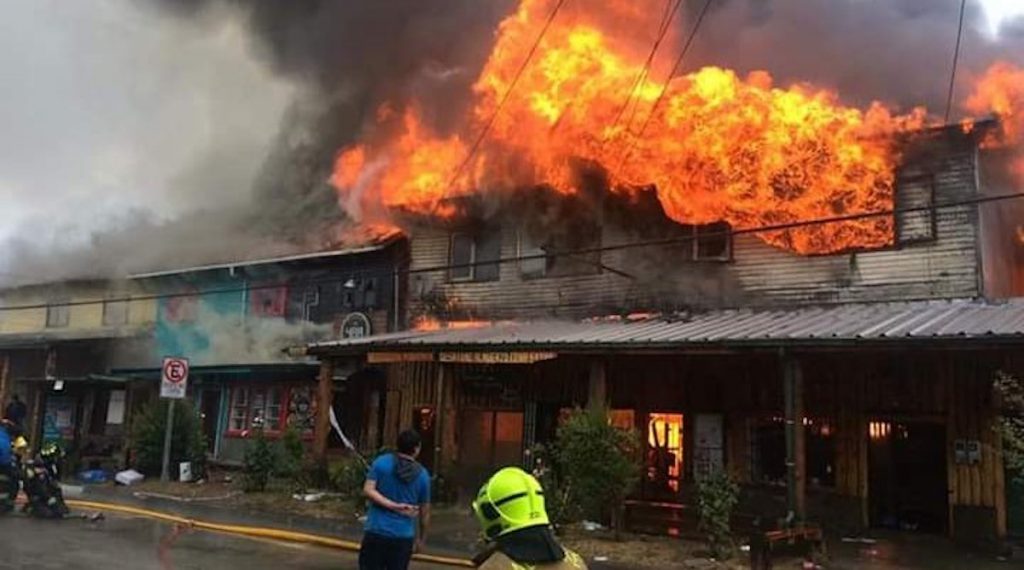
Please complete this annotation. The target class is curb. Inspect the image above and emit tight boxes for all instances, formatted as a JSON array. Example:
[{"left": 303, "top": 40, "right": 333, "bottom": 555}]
[{"left": 65, "top": 499, "right": 474, "bottom": 568}]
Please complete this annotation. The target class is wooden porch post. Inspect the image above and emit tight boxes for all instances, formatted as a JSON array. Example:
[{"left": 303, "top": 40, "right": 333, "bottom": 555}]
[
  {"left": 0, "top": 354, "right": 10, "bottom": 414},
  {"left": 313, "top": 358, "right": 335, "bottom": 465},
  {"left": 432, "top": 363, "right": 448, "bottom": 472},
  {"left": 782, "top": 350, "right": 807, "bottom": 522},
  {"left": 587, "top": 359, "right": 607, "bottom": 411}
]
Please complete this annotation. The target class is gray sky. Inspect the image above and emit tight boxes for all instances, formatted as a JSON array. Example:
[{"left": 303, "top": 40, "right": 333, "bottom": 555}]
[{"left": 0, "top": 0, "right": 294, "bottom": 261}]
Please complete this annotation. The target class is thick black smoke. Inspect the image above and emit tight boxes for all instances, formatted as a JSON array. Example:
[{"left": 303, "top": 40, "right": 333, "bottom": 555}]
[
  {"left": 150, "top": 0, "right": 514, "bottom": 239},
  {"left": 690, "top": 0, "right": 1024, "bottom": 113}
]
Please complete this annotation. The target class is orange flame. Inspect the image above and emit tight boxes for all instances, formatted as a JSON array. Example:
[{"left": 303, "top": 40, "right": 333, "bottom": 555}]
[
  {"left": 965, "top": 61, "right": 1024, "bottom": 178},
  {"left": 332, "top": 0, "right": 1017, "bottom": 254}
]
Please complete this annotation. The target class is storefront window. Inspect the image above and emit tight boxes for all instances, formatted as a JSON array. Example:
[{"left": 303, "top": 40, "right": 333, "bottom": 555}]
[{"left": 229, "top": 386, "right": 287, "bottom": 433}]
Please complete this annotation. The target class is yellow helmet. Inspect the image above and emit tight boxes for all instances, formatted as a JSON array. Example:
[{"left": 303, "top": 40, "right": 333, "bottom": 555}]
[
  {"left": 13, "top": 436, "right": 28, "bottom": 454},
  {"left": 472, "top": 467, "right": 549, "bottom": 539}
]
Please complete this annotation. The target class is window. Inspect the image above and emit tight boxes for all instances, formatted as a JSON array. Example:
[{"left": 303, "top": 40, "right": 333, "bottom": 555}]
[
  {"left": 517, "top": 225, "right": 602, "bottom": 279},
  {"left": 675, "top": 222, "right": 732, "bottom": 261},
  {"left": 250, "top": 285, "right": 287, "bottom": 318},
  {"left": 164, "top": 289, "right": 199, "bottom": 322},
  {"left": 102, "top": 299, "right": 129, "bottom": 326},
  {"left": 230, "top": 389, "right": 249, "bottom": 431},
  {"left": 750, "top": 416, "right": 836, "bottom": 488},
  {"left": 229, "top": 386, "right": 286, "bottom": 433},
  {"left": 449, "top": 230, "right": 501, "bottom": 282},
  {"left": 301, "top": 286, "right": 320, "bottom": 322},
  {"left": 896, "top": 175, "right": 936, "bottom": 244},
  {"left": 46, "top": 301, "right": 70, "bottom": 328}
]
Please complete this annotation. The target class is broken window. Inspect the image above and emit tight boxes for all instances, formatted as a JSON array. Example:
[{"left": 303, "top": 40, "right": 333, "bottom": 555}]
[
  {"left": 46, "top": 300, "right": 70, "bottom": 328},
  {"left": 518, "top": 231, "right": 548, "bottom": 279},
  {"left": 676, "top": 222, "right": 732, "bottom": 261},
  {"left": 750, "top": 416, "right": 836, "bottom": 488},
  {"left": 896, "top": 175, "right": 936, "bottom": 244},
  {"left": 449, "top": 229, "right": 501, "bottom": 282},
  {"left": 301, "top": 286, "right": 320, "bottom": 322},
  {"left": 102, "top": 299, "right": 129, "bottom": 326},
  {"left": 518, "top": 224, "right": 602, "bottom": 279}
]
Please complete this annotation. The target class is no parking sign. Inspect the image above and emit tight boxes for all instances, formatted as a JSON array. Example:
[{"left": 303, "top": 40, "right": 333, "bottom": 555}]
[{"left": 160, "top": 357, "right": 189, "bottom": 399}]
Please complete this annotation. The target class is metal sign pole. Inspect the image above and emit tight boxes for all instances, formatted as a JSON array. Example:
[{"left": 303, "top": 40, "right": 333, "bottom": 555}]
[{"left": 160, "top": 399, "right": 176, "bottom": 482}]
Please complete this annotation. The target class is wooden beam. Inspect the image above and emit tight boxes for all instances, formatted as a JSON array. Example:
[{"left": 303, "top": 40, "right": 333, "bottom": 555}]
[
  {"left": 587, "top": 359, "right": 607, "bottom": 411},
  {"left": 0, "top": 354, "right": 9, "bottom": 414},
  {"left": 782, "top": 351, "right": 806, "bottom": 522},
  {"left": 432, "top": 363, "right": 447, "bottom": 473},
  {"left": 312, "top": 359, "right": 334, "bottom": 465}
]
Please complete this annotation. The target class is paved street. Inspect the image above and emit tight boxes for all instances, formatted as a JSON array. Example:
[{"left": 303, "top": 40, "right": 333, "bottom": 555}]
[{"left": 0, "top": 513, "right": 452, "bottom": 570}]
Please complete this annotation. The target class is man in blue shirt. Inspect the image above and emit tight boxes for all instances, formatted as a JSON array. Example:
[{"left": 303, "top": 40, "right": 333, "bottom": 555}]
[
  {"left": 0, "top": 419, "right": 17, "bottom": 514},
  {"left": 360, "top": 430, "right": 431, "bottom": 570}
]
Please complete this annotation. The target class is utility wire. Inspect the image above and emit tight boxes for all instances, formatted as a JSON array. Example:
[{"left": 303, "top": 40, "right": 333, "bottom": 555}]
[
  {"left": 618, "top": 0, "right": 715, "bottom": 169},
  {"left": 446, "top": 0, "right": 569, "bottom": 190},
  {"left": 3, "top": 190, "right": 1020, "bottom": 312},
  {"left": 605, "top": 0, "right": 684, "bottom": 142},
  {"left": 944, "top": 0, "right": 968, "bottom": 124}
]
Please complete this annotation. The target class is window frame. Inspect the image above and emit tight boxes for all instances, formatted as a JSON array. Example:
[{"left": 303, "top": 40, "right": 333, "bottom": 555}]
[
  {"left": 895, "top": 174, "right": 938, "bottom": 246},
  {"left": 102, "top": 297, "right": 130, "bottom": 326},
  {"left": 749, "top": 415, "right": 836, "bottom": 489},
  {"left": 448, "top": 231, "right": 501, "bottom": 283},
  {"left": 225, "top": 385, "right": 304, "bottom": 438},
  {"left": 45, "top": 300, "right": 71, "bottom": 329}
]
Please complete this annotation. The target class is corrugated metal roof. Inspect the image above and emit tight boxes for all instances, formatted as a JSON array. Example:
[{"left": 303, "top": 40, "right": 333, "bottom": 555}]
[{"left": 307, "top": 298, "right": 1024, "bottom": 354}]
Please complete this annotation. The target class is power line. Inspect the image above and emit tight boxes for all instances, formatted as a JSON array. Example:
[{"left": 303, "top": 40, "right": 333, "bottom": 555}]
[
  {"left": 944, "top": 0, "right": 968, "bottom": 124},
  {"left": 605, "top": 0, "right": 684, "bottom": 142},
  {"left": 446, "top": 0, "right": 569, "bottom": 190},
  {"left": 618, "top": 0, "right": 715, "bottom": 169},
  {"left": 2, "top": 190, "right": 1019, "bottom": 313}
]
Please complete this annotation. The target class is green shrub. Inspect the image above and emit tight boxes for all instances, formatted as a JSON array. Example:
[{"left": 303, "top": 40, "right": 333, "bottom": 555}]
[
  {"left": 696, "top": 471, "right": 740, "bottom": 560},
  {"left": 242, "top": 428, "right": 275, "bottom": 492},
  {"left": 554, "top": 409, "right": 641, "bottom": 536},
  {"left": 528, "top": 443, "right": 577, "bottom": 529},
  {"left": 130, "top": 401, "right": 207, "bottom": 478},
  {"left": 996, "top": 371, "right": 1024, "bottom": 484},
  {"left": 276, "top": 427, "right": 313, "bottom": 492}
]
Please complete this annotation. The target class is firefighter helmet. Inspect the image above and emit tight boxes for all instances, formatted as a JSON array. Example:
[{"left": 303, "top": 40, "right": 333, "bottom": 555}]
[{"left": 472, "top": 467, "right": 549, "bottom": 539}]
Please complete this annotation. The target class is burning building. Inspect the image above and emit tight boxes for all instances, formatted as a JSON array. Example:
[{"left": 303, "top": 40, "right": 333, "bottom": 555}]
[{"left": 308, "top": 0, "right": 1024, "bottom": 546}]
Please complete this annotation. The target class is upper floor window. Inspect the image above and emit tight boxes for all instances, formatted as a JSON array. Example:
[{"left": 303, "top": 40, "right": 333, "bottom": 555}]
[
  {"left": 46, "top": 300, "right": 70, "bottom": 328},
  {"left": 449, "top": 230, "right": 501, "bottom": 282},
  {"left": 675, "top": 222, "right": 732, "bottom": 261},
  {"left": 164, "top": 288, "right": 199, "bottom": 323},
  {"left": 518, "top": 224, "right": 602, "bottom": 279},
  {"left": 301, "top": 286, "right": 320, "bottom": 322},
  {"left": 102, "top": 298, "right": 129, "bottom": 326},
  {"left": 250, "top": 285, "right": 288, "bottom": 318},
  {"left": 895, "top": 175, "right": 937, "bottom": 245}
]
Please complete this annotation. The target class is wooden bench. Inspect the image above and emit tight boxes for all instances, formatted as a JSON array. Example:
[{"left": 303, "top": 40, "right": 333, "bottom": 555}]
[{"left": 749, "top": 523, "right": 825, "bottom": 570}]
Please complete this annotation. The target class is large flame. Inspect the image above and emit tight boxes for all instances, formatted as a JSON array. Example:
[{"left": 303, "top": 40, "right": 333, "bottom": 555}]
[
  {"left": 332, "top": 0, "right": 1017, "bottom": 254},
  {"left": 965, "top": 61, "right": 1024, "bottom": 178}
]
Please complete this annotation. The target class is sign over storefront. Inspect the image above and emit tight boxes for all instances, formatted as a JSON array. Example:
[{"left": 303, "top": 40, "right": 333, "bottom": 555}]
[{"left": 340, "top": 312, "right": 372, "bottom": 339}]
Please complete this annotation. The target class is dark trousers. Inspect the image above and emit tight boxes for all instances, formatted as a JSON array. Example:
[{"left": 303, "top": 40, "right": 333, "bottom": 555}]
[
  {"left": 359, "top": 532, "right": 414, "bottom": 570},
  {"left": 0, "top": 464, "right": 17, "bottom": 513}
]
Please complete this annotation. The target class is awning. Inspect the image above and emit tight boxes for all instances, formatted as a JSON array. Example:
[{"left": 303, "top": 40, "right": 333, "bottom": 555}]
[
  {"left": 303, "top": 298, "right": 1024, "bottom": 357},
  {"left": 111, "top": 362, "right": 320, "bottom": 382}
]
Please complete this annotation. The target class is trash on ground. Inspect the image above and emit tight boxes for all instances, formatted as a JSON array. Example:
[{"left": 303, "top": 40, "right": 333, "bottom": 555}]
[
  {"left": 292, "top": 492, "right": 325, "bottom": 502},
  {"left": 114, "top": 469, "right": 145, "bottom": 486},
  {"left": 581, "top": 520, "right": 604, "bottom": 531},
  {"left": 841, "top": 537, "right": 876, "bottom": 544},
  {"left": 593, "top": 556, "right": 609, "bottom": 562},
  {"left": 739, "top": 544, "right": 751, "bottom": 552},
  {"left": 77, "top": 469, "right": 109, "bottom": 484}
]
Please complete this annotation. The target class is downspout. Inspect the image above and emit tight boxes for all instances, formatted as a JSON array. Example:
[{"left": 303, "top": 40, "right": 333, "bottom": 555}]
[{"left": 392, "top": 269, "right": 400, "bottom": 332}]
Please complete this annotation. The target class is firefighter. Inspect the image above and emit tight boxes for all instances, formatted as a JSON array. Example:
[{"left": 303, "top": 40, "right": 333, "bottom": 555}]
[
  {"left": 0, "top": 419, "right": 19, "bottom": 514},
  {"left": 471, "top": 467, "right": 587, "bottom": 570}
]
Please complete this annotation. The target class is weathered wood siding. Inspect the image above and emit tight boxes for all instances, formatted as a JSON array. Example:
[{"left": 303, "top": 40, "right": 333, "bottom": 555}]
[{"left": 409, "top": 140, "right": 982, "bottom": 319}]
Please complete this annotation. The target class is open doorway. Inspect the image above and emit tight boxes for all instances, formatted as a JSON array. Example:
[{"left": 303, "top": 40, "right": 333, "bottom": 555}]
[
  {"left": 643, "top": 413, "right": 684, "bottom": 500},
  {"left": 869, "top": 420, "right": 948, "bottom": 533},
  {"left": 200, "top": 390, "right": 221, "bottom": 454}
]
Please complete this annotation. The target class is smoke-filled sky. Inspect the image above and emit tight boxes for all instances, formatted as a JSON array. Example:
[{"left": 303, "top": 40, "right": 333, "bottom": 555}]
[{"left": 0, "top": 0, "right": 1021, "bottom": 285}]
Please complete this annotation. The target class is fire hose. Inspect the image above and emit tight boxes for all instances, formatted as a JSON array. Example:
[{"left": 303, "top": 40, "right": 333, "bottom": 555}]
[{"left": 65, "top": 499, "right": 473, "bottom": 568}]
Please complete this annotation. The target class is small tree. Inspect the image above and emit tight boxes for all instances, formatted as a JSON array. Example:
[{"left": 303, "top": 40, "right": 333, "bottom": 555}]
[
  {"left": 276, "top": 427, "right": 310, "bottom": 492},
  {"left": 529, "top": 443, "right": 578, "bottom": 529},
  {"left": 130, "top": 401, "right": 207, "bottom": 478},
  {"left": 995, "top": 371, "right": 1024, "bottom": 484},
  {"left": 555, "top": 409, "right": 641, "bottom": 537},
  {"left": 696, "top": 471, "right": 740, "bottom": 560},
  {"left": 242, "top": 427, "right": 275, "bottom": 492}
]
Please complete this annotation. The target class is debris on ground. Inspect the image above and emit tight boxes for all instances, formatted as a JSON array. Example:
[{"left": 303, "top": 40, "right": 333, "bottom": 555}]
[{"left": 114, "top": 469, "right": 145, "bottom": 486}]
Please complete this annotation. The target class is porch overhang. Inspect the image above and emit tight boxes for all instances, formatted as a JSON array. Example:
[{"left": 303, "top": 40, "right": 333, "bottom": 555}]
[
  {"left": 111, "top": 362, "right": 320, "bottom": 382},
  {"left": 302, "top": 298, "right": 1024, "bottom": 358}
]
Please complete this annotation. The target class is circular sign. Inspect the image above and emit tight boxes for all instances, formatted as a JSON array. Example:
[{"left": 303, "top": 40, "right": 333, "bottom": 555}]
[
  {"left": 340, "top": 312, "right": 372, "bottom": 339},
  {"left": 164, "top": 358, "right": 189, "bottom": 383}
]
